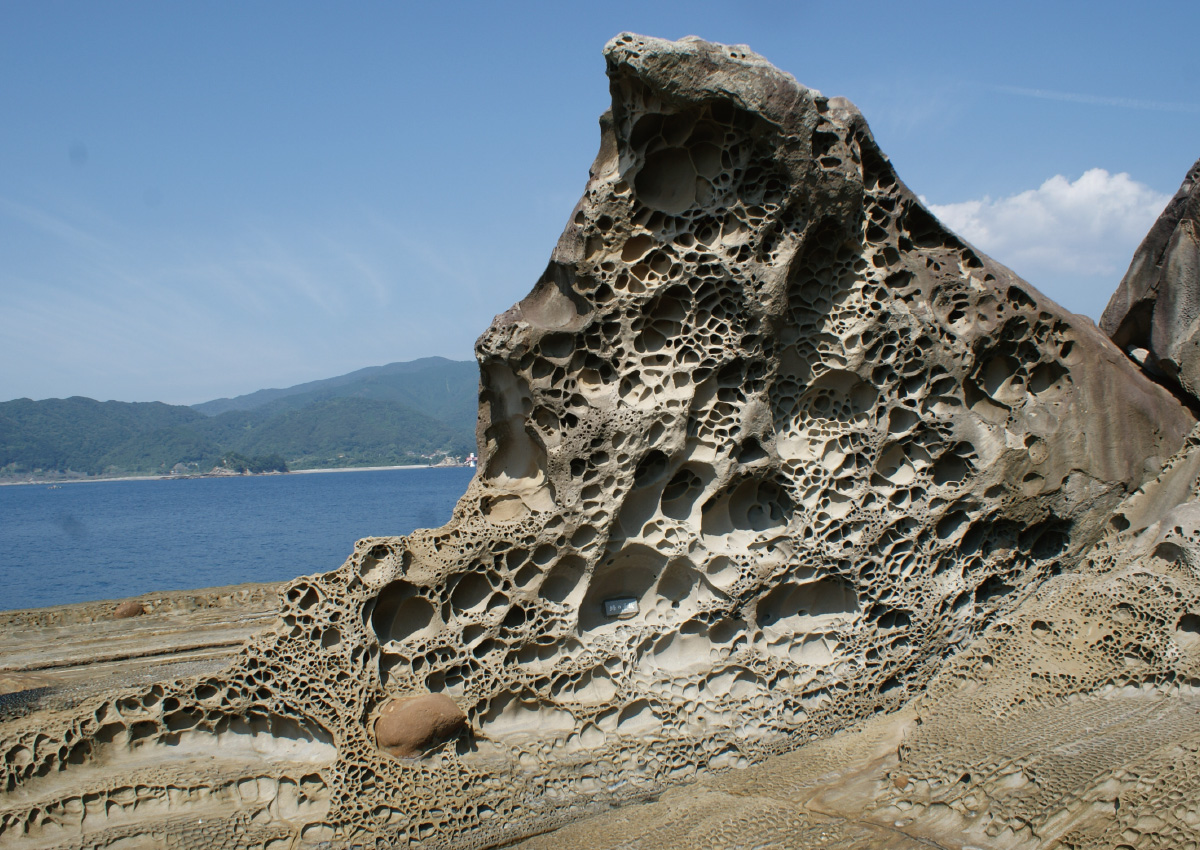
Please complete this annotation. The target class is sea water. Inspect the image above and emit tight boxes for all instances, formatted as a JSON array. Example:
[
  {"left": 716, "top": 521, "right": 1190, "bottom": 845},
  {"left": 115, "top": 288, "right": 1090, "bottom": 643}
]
[{"left": 0, "top": 467, "right": 475, "bottom": 611}]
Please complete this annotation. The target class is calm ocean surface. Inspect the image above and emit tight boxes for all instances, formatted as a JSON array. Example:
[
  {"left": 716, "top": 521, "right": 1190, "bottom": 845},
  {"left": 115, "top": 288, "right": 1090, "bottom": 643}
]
[{"left": 0, "top": 467, "right": 475, "bottom": 611}]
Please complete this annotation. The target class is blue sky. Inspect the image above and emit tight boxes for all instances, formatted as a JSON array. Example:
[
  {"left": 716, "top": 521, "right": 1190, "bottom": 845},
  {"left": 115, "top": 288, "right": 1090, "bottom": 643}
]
[{"left": 2, "top": 1, "right": 1197, "bottom": 404}]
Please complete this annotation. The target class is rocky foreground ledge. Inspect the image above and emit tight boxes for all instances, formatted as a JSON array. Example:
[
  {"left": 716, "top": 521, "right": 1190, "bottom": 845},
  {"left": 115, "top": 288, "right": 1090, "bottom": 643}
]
[
  {"left": 0, "top": 584, "right": 280, "bottom": 718},
  {"left": 3, "top": 33, "right": 1200, "bottom": 850}
]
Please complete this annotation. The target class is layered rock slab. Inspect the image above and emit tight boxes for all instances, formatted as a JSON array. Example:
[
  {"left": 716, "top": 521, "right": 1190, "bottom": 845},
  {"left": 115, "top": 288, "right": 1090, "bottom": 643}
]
[{"left": 1, "top": 34, "right": 1195, "bottom": 849}]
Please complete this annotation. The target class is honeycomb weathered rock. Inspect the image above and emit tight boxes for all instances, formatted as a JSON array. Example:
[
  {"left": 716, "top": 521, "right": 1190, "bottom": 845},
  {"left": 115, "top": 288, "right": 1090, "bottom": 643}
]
[
  {"left": 1, "top": 33, "right": 1194, "bottom": 850},
  {"left": 509, "top": 428, "right": 1200, "bottom": 849}
]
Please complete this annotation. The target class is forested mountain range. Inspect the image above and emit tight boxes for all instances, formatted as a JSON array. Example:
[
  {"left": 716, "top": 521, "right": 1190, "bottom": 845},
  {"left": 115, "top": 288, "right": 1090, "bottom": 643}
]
[{"left": 0, "top": 357, "right": 479, "bottom": 478}]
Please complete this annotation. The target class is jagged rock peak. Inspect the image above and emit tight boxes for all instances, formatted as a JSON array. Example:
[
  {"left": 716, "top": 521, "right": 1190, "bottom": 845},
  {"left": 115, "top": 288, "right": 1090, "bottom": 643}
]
[
  {"left": 1102, "top": 157, "right": 1200, "bottom": 406},
  {"left": 0, "top": 34, "right": 1194, "bottom": 850}
]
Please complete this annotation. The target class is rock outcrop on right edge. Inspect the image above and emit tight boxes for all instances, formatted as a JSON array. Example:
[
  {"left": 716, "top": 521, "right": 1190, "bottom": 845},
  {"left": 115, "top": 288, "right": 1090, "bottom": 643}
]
[{"left": 1102, "top": 158, "right": 1200, "bottom": 405}]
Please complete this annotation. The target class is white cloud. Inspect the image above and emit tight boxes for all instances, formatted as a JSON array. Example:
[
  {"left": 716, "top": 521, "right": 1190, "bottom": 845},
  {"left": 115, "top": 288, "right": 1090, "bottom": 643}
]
[
  {"left": 995, "top": 85, "right": 1200, "bottom": 114},
  {"left": 925, "top": 169, "right": 1170, "bottom": 279}
]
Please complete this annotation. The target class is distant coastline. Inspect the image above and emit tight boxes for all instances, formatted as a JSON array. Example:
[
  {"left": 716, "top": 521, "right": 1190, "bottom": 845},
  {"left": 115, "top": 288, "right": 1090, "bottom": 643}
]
[
  {"left": 0, "top": 463, "right": 472, "bottom": 487},
  {"left": 0, "top": 358, "right": 480, "bottom": 486}
]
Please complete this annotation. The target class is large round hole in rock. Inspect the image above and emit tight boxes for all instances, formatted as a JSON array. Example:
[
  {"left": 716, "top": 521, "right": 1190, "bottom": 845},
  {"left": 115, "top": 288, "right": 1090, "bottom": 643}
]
[
  {"left": 701, "top": 476, "right": 794, "bottom": 538},
  {"left": 932, "top": 446, "right": 973, "bottom": 486},
  {"left": 661, "top": 466, "right": 706, "bottom": 520},
  {"left": 658, "top": 560, "right": 698, "bottom": 603},
  {"left": 479, "top": 691, "right": 575, "bottom": 740},
  {"left": 635, "top": 147, "right": 698, "bottom": 214},
  {"left": 797, "top": 370, "right": 877, "bottom": 425},
  {"left": 450, "top": 572, "right": 493, "bottom": 613},
  {"left": 622, "top": 234, "right": 654, "bottom": 263},
  {"left": 633, "top": 449, "right": 669, "bottom": 487},
  {"left": 372, "top": 580, "right": 438, "bottom": 645},
  {"left": 1177, "top": 613, "right": 1200, "bottom": 651},
  {"left": 615, "top": 699, "right": 658, "bottom": 736},
  {"left": 516, "top": 263, "right": 586, "bottom": 330},
  {"left": 690, "top": 141, "right": 723, "bottom": 178},
  {"left": 979, "top": 355, "right": 1021, "bottom": 399},
  {"left": 647, "top": 623, "right": 712, "bottom": 671},
  {"left": 756, "top": 578, "right": 859, "bottom": 638},
  {"left": 540, "top": 555, "right": 587, "bottom": 607},
  {"left": 704, "top": 555, "right": 741, "bottom": 590},
  {"left": 359, "top": 544, "right": 401, "bottom": 588},
  {"left": 551, "top": 668, "right": 617, "bottom": 704}
]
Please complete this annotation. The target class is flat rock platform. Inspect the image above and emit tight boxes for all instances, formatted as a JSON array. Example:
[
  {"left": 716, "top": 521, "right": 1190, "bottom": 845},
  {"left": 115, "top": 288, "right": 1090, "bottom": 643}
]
[{"left": 0, "top": 583, "right": 280, "bottom": 720}]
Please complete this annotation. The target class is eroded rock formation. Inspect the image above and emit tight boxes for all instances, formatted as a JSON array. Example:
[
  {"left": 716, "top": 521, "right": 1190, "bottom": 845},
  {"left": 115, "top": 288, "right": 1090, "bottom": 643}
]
[
  {"left": 1103, "top": 157, "right": 1200, "bottom": 405},
  {"left": 511, "top": 426, "right": 1200, "bottom": 849},
  {"left": 1, "top": 34, "right": 1195, "bottom": 849}
]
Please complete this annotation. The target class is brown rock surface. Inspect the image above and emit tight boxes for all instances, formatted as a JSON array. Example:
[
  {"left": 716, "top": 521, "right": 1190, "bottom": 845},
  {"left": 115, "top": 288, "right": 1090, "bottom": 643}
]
[
  {"left": 374, "top": 694, "right": 467, "bottom": 758},
  {"left": 113, "top": 601, "right": 146, "bottom": 619},
  {"left": 1, "top": 34, "right": 1196, "bottom": 850},
  {"left": 1102, "top": 157, "right": 1200, "bottom": 402}
]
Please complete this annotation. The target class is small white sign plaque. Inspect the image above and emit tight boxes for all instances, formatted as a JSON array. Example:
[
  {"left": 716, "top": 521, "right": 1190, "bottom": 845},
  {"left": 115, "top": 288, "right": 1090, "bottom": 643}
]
[{"left": 603, "top": 597, "right": 639, "bottom": 619}]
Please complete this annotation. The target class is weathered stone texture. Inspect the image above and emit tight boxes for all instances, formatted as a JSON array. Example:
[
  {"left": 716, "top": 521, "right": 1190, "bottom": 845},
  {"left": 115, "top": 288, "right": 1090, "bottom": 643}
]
[
  {"left": 1103, "top": 157, "right": 1200, "bottom": 403},
  {"left": 512, "top": 427, "right": 1200, "bottom": 849},
  {"left": 0, "top": 34, "right": 1195, "bottom": 850}
]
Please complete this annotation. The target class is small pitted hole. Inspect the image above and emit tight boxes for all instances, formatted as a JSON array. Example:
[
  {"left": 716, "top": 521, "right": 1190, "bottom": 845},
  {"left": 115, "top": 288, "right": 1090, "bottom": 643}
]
[
  {"left": 633, "top": 450, "right": 669, "bottom": 487},
  {"left": 1178, "top": 614, "right": 1200, "bottom": 650}
]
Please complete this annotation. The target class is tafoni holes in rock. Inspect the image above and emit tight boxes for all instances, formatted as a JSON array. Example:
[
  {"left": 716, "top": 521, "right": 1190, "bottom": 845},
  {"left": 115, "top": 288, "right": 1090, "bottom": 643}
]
[{"left": 2, "top": 33, "right": 1196, "bottom": 850}]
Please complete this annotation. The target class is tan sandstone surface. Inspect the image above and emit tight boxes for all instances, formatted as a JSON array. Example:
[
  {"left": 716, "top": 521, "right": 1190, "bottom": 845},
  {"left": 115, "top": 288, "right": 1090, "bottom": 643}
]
[
  {"left": 3, "top": 33, "right": 1200, "bottom": 850},
  {"left": 0, "top": 585, "right": 280, "bottom": 711}
]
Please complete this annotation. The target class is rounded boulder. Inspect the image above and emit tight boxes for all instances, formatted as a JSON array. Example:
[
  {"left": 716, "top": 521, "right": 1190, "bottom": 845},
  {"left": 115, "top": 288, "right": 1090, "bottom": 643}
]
[
  {"left": 113, "top": 601, "right": 146, "bottom": 619},
  {"left": 374, "top": 693, "right": 466, "bottom": 758}
]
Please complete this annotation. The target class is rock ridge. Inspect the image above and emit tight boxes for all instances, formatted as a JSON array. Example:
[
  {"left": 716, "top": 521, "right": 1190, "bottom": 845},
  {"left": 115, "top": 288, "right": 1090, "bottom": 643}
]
[{"left": 1102, "top": 156, "right": 1200, "bottom": 408}]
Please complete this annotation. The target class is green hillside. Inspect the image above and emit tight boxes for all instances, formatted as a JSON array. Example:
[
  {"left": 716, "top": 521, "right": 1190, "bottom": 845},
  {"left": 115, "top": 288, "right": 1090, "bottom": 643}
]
[
  {"left": 0, "top": 398, "right": 207, "bottom": 475},
  {"left": 230, "top": 397, "right": 472, "bottom": 468},
  {"left": 97, "top": 424, "right": 222, "bottom": 473},
  {"left": 193, "top": 357, "right": 479, "bottom": 434},
  {"left": 0, "top": 358, "right": 479, "bottom": 479}
]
